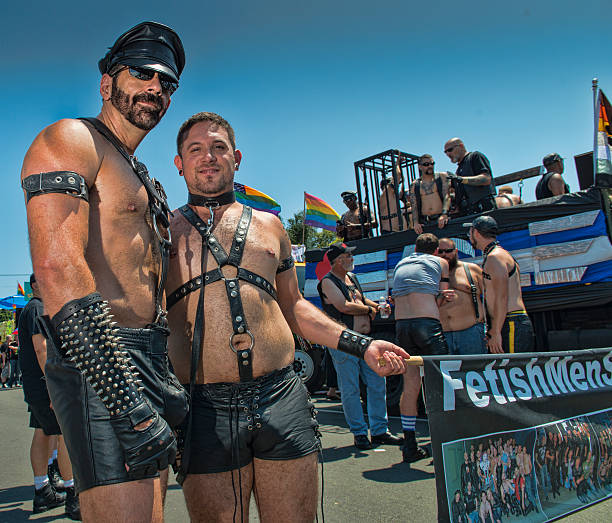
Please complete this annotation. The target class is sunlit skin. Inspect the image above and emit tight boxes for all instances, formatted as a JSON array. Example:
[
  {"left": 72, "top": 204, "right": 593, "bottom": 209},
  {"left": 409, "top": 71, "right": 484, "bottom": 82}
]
[
  {"left": 21, "top": 66, "right": 173, "bottom": 522},
  {"left": 167, "top": 118, "right": 409, "bottom": 522}
]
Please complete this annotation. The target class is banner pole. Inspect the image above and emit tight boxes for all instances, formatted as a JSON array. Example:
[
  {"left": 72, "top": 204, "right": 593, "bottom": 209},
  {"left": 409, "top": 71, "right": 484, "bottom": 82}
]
[
  {"left": 593, "top": 78, "right": 599, "bottom": 180},
  {"left": 302, "top": 193, "right": 306, "bottom": 246}
]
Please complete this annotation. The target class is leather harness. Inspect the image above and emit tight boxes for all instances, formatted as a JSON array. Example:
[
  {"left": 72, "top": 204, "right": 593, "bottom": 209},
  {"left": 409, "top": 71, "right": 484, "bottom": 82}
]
[{"left": 167, "top": 199, "right": 282, "bottom": 381}]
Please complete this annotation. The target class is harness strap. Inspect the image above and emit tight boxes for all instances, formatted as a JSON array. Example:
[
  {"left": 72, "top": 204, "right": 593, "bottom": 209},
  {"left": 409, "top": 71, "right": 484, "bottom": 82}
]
[
  {"left": 79, "top": 117, "right": 172, "bottom": 327},
  {"left": 462, "top": 262, "right": 480, "bottom": 320},
  {"left": 178, "top": 203, "right": 261, "bottom": 382}
]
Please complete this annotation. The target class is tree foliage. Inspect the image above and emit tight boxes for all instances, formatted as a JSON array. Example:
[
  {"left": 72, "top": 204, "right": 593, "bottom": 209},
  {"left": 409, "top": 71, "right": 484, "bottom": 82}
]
[{"left": 283, "top": 211, "right": 339, "bottom": 250}]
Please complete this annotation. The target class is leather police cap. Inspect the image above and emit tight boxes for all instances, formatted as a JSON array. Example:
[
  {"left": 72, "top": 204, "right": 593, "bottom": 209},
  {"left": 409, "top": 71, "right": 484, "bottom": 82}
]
[{"left": 98, "top": 21, "right": 185, "bottom": 83}]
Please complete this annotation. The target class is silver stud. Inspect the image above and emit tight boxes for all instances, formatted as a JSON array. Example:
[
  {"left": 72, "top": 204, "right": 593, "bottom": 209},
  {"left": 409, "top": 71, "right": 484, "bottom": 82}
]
[
  {"left": 231, "top": 291, "right": 238, "bottom": 298},
  {"left": 242, "top": 361, "right": 249, "bottom": 366},
  {"left": 351, "top": 336, "right": 357, "bottom": 342},
  {"left": 236, "top": 316, "right": 242, "bottom": 322},
  {"left": 242, "top": 352, "right": 248, "bottom": 359},
  {"left": 237, "top": 326, "right": 245, "bottom": 333},
  {"left": 229, "top": 281, "right": 236, "bottom": 288}
]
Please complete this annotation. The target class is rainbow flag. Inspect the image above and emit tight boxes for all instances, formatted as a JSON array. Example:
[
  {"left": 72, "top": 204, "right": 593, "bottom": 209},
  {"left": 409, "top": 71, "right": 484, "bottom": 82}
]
[
  {"left": 304, "top": 192, "right": 340, "bottom": 232},
  {"left": 596, "top": 89, "right": 612, "bottom": 176},
  {"left": 17, "top": 282, "right": 25, "bottom": 296},
  {"left": 234, "top": 182, "right": 281, "bottom": 216}
]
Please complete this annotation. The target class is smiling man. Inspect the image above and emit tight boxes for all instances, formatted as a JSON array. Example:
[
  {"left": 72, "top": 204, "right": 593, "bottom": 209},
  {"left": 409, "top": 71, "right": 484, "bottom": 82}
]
[
  {"left": 166, "top": 111, "right": 409, "bottom": 522},
  {"left": 21, "top": 22, "right": 188, "bottom": 522}
]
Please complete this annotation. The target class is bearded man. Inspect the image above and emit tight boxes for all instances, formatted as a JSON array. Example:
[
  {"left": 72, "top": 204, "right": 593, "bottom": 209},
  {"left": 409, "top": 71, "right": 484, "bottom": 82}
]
[{"left": 21, "top": 22, "right": 188, "bottom": 521}]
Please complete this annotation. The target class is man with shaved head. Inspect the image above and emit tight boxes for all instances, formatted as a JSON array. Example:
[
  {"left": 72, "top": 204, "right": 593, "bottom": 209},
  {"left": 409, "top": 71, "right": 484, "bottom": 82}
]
[{"left": 444, "top": 138, "right": 496, "bottom": 216}]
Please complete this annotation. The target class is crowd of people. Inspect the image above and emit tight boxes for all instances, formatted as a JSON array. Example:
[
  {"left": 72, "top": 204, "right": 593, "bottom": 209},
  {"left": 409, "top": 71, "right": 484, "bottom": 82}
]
[
  {"left": 336, "top": 143, "right": 572, "bottom": 242},
  {"left": 451, "top": 435, "right": 537, "bottom": 522},
  {"left": 534, "top": 419, "right": 612, "bottom": 505},
  {"left": 0, "top": 333, "right": 21, "bottom": 388}
]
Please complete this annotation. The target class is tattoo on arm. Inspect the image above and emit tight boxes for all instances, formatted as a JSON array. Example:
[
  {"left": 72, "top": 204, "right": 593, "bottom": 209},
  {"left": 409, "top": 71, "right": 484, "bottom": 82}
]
[
  {"left": 409, "top": 186, "right": 418, "bottom": 223},
  {"left": 441, "top": 175, "right": 450, "bottom": 213}
]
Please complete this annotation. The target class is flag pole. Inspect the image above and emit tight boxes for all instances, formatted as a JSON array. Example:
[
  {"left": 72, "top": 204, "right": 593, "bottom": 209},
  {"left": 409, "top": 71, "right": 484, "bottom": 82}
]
[
  {"left": 302, "top": 193, "right": 306, "bottom": 246},
  {"left": 593, "top": 78, "right": 599, "bottom": 180}
]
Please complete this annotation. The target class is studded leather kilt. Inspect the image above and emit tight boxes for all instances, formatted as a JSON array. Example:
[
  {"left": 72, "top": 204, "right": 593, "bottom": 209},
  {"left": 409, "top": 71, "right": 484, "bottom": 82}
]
[{"left": 45, "top": 325, "right": 188, "bottom": 494}]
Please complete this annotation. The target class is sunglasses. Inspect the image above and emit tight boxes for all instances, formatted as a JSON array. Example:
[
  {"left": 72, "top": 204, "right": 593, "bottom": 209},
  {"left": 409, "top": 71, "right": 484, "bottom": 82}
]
[
  {"left": 444, "top": 145, "right": 457, "bottom": 154},
  {"left": 114, "top": 66, "right": 178, "bottom": 95},
  {"left": 420, "top": 161, "right": 434, "bottom": 167},
  {"left": 438, "top": 248, "right": 455, "bottom": 254}
]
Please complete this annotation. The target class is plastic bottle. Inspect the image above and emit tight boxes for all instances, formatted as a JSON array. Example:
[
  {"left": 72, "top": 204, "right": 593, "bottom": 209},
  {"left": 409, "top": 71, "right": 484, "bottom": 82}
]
[{"left": 379, "top": 296, "right": 390, "bottom": 319}]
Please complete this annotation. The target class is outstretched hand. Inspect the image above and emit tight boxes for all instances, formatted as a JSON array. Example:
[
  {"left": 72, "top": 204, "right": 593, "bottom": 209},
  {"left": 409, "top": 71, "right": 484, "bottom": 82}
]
[{"left": 364, "top": 340, "right": 410, "bottom": 376}]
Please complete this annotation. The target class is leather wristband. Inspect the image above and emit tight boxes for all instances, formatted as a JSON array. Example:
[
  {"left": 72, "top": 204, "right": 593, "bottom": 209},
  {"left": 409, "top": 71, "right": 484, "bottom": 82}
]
[{"left": 337, "top": 329, "right": 373, "bottom": 359}]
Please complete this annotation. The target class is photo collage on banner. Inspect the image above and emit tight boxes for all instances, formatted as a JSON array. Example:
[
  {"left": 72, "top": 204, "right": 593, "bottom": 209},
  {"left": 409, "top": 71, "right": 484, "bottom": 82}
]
[{"left": 442, "top": 409, "right": 612, "bottom": 522}]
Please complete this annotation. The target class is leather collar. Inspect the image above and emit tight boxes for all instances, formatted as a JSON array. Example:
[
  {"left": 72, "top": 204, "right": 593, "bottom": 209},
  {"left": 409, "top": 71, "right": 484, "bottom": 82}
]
[{"left": 188, "top": 190, "right": 236, "bottom": 207}]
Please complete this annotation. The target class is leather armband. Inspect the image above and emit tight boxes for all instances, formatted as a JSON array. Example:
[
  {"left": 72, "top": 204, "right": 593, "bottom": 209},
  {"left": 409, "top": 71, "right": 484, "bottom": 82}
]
[
  {"left": 337, "top": 329, "right": 373, "bottom": 359},
  {"left": 52, "top": 292, "right": 176, "bottom": 478},
  {"left": 22, "top": 172, "right": 89, "bottom": 203},
  {"left": 277, "top": 256, "right": 295, "bottom": 273}
]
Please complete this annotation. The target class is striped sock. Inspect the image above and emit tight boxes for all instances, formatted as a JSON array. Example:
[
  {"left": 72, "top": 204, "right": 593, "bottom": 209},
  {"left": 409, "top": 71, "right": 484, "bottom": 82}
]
[
  {"left": 34, "top": 475, "right": 49, "bottom": 490},
  {"left": 64, "top": 479, "right": 74, "bottom": 488},
  {"left": 401, "top": 415, "right": 416, "bottom": 432}
]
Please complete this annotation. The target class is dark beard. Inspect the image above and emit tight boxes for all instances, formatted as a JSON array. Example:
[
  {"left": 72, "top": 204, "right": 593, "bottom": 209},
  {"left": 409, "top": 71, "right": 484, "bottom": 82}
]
[
  {"left": 448, "top": 255, "right": 458, "bottom": 270},
  {"left": 110, "top": 76, "right": 165, "bottom": 130}
]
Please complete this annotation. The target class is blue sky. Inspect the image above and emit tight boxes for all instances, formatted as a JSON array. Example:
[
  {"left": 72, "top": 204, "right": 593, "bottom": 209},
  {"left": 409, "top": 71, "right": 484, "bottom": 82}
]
[{"left": 1, "top": 1, "right": 610, "bottom": 297}]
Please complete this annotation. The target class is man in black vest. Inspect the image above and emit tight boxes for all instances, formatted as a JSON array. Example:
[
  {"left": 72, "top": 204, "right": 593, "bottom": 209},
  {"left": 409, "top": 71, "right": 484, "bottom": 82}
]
[
  {"left": 536, "top": 153, "right": 570, "bottom": 200},
  {"left": 18, "top": 274, "right": 80, "bottom": 519},
  {"left": 444, "top": 138, "right": 496, "bottom": 216},
  {"left": 318, "top": 242, "right": 401, "bottom": 450}
]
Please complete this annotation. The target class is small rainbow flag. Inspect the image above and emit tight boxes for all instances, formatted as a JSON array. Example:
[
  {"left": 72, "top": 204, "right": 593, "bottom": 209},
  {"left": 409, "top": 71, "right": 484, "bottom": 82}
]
[
  {"left": 17, "top": 283, "right": 25, "bottom": 296},
  {"left": 234, "top": 182, "right": 281, "bottom": 216},
  {"left": 304, "top": 192, "right": 340, "bottom": 232}
]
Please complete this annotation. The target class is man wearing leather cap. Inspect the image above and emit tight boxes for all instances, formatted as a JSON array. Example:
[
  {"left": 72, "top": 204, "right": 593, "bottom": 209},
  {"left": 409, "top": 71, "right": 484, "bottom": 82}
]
[
  {"left": 165, "top": 111, "right": 409, "bottom": 521},
  {"left": 464, "top": 216, "right": 534, "bottom": 353},
  {"left": 337, "top": 190, "right": 377, "bottom": 241},
  {"left": 21, "top": 21, "right": 187, "bottom": 521}
]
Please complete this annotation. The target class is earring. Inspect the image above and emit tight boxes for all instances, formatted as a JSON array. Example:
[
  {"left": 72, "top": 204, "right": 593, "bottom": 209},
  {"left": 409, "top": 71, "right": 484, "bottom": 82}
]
[{"left": 179, "top": 170, "right": 183, "bottom": 175}]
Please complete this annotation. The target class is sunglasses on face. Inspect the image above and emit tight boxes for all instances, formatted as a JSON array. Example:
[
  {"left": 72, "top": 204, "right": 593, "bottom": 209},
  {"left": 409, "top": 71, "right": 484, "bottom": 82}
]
[
  {"left": 115, "top": 66, "right": 178, "bottom": 95},
  {"left": 444, "top": 145, "right": 456, "bottom": 154},
  {"left": 420, "top": 161, "right": 434, "bottom": 167},
  {"left": 438, "top": 248, "right": 455, "bottom": 254}
]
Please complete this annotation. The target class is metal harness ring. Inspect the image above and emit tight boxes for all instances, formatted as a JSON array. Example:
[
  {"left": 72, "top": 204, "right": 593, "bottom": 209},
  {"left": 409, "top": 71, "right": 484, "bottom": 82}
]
[{"left": 229, "top": 330, "right": 255, "bottom": 353}]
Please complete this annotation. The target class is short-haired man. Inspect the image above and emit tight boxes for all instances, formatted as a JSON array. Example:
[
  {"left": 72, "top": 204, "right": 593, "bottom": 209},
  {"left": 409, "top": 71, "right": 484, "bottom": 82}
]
[
  {"left": 444, "top": 138, "right": 496, "bottom": 216},
  {"left": 436, "top": 238, "right": 487, "bottom": 355},
  {"left": 409, "top": 154, "right": 450, "bottom": 234},
  {"left": 464, "top": 216, "right": 534, "bottom": 353},
  {"left": 495, "top": 186, "right": 522, "bottom": 208},
  {"left": 166, "top": 112, "right": 409, "bottom": 521},
  {"left": 392, "top": 233, "right": 453, "bottom": 462},
  {"left": 536, "top": 153, "right": 570, "bottom": 200},
  {"left": 337, "top": 191, "right": 377, "bottom": 241},
  {"left": 18, "top": 274, "right": 80, "bottom": 519},
  {"left": 318, "top": 242, "right": 401, "bottom": 450},
  {"left": 21, "top": 22, "right": 188, "bottom": 521}
]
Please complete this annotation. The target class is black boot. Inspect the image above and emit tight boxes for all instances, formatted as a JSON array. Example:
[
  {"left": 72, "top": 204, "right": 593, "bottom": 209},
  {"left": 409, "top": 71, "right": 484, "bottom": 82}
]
[
  {"left": 33, "top": 482, "right": 66, "bottom": 514},
  {"left": 48, "top": 459, "right": 65, "bottom": 492},
  {"left": 65, "top": 486, "right": 82, "bottom": 521},
  {"left": 401, "top": 431, "right": 429, "bottom": 463}
]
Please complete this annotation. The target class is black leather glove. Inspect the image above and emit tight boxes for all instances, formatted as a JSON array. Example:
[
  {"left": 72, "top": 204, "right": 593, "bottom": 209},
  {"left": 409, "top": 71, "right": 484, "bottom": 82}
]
[
  {"left": 110, "top": 402, "right": 176, "bottom": 479},
  {"left": 50, "top": 293, "right": 177, "bottom": 478}
]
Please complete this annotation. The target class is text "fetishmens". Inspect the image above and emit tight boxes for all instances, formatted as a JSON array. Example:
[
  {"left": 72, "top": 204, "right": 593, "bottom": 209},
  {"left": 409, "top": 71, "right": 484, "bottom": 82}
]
[{"left": 441, "top": 351, "right": 612, "bottom": 411}]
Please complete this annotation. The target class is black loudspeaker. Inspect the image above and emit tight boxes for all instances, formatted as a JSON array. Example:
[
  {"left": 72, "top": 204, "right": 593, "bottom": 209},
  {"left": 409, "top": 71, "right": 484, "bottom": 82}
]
[
  {"left": 575, "top": 150, "right": 612, "bottom": 188},
  {"left": 574, "top": 151, "right": 594, "bottom": 189}
]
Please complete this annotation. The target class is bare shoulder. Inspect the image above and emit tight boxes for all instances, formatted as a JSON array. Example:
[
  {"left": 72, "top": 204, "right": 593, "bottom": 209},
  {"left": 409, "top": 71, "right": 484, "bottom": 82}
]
[
  {"left": 21, "top": 118, "right": 100, "bottom": 185},
  {"left": 252, "top": 208, "right": 285, "bottom": 234},
  {"left": 465, "top": 261, "right": 482, "bottom": 275}
]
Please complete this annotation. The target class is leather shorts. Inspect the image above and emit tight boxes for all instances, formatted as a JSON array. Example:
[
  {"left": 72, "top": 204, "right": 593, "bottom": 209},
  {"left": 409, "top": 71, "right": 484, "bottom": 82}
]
[
  {"left": 395, "top": 318, "right": 449, "bottom": 356},
  {"left": 45, "top": 325, "right": 188, "bottom": 494},
  {"left": 180, "top": 365, "right": 320, "bottom": 474}
]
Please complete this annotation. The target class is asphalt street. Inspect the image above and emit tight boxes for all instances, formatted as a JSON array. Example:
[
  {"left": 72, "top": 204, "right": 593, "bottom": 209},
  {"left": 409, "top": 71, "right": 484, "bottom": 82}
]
[{"left": 0, "top": 387, "right": 609, "bottom": 522}]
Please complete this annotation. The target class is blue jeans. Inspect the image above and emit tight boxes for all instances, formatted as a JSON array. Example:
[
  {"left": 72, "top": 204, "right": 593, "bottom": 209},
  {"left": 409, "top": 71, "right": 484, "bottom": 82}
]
[
  {"left": 329, "top": 349, "right": 388, "bottom": 436},
  {"left": 444, "top": 323, "right": 487, "bottom": 355}
]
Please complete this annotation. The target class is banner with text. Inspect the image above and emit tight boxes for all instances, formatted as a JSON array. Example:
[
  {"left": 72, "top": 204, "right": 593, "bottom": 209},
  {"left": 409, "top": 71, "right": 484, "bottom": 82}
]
[{"left": 423, "top": 349, "right": 612, "bottom": 522}]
